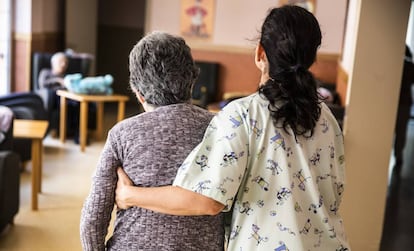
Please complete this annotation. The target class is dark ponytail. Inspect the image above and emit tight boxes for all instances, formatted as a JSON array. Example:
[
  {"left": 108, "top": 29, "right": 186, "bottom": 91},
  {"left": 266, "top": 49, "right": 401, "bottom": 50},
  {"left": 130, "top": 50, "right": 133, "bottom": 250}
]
[{"left": 258, "top": 5, "right": 322, "bottom": 137}]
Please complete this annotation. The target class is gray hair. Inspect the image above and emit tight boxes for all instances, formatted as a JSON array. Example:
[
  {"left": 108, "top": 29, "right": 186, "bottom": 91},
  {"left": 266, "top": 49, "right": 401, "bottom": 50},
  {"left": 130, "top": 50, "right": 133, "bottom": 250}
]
[
  {"left": 129, "top": 31, "right": 199, "bottom": 105},
  {"left": 51, "top": 52, "right": 68, "bottom": 65}
]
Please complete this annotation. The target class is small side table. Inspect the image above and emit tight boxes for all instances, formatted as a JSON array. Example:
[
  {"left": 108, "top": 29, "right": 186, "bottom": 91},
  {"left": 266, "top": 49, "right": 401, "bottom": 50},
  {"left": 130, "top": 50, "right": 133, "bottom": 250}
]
[
  {"left": 56, "top": 90, "right": 130, "bottom": 151},
  {"left": 13, "top": 119, "right": 49, "bottom": 210}
]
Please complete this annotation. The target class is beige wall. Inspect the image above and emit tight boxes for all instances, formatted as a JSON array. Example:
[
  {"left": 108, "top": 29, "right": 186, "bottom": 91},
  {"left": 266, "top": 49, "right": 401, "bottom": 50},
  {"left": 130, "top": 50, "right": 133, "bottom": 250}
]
[
  {"left": 340, "top": 0, "right": 410, "bottom": 250},
  {"left": 11, "top": 0, "right": 64, "bottom": 91},
  {"left": 31, "top": 0, "right": 62, "bottom": 33},
  {"left": 146, "top": 0, "right": 347, "bottom": 53},
  {"left": 146, "top": 0, "right": 344, "bottom": 99},
  {"left": 65, "top": 0, "right": 97, "bottom": 74}
]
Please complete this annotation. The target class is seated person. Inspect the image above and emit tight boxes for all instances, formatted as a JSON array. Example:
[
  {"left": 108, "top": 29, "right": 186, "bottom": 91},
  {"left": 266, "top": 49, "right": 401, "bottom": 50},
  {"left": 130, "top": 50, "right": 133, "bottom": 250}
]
[
  {"left": 38, "top": 52, "right": 70, "bottom": 137},
  {"left": 0, "top": 106, "right": 13, "bottom": 147},
  {"left": 317, "top": 86, "right": 334, "bottom": 104},
  {"left": 38, "top": 52, "right": 95, "bottom": 143},
  {"left": 38, "top": 52, "right": 68, "bottom": 90}
]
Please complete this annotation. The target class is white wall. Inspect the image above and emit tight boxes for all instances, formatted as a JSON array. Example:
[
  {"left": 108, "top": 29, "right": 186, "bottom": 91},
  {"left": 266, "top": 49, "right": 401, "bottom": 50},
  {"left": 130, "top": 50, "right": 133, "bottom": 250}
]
[
  {"left": 315, "top": 0, "right": 348, "bottom": 53},
  {"left": 211, "top": 0, "right": 280, "bottom": 48},
  {"left": 146, "top": 0, "right": 347, "bottom": 54},
  {"left": 13, "top": 0, "right": 31, "bottom": 33},
  {"left": 406, "top": 1, "right": 414, "bottom": 50},
  {"left": 340, "top": 0, "right": 410, "bottom": 250},
  {"left": 340, "top": 0, "right": 359, "bottom": 75},
  {"left": 0, "top": 0, "right": 11, "bottom": 94}
]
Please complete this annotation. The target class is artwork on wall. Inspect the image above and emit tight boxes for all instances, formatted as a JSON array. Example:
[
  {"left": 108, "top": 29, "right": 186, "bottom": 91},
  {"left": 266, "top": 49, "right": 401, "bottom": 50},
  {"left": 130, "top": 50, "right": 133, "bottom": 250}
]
[
  {"left": 279, "top": 0, "right": 316, "bottom": 14},
  {"left": 180, "top": 0, "right": 216, "bottom": 41}
]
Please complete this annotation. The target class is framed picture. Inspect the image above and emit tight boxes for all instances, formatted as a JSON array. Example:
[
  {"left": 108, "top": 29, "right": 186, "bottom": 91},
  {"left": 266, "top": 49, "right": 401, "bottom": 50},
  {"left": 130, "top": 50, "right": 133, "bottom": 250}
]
[
  {"left": 279, "top": 0, "right": 316, "bottom": 14},
  {"left": 180, "top": 0, "right": 216, "bottom": 41}
]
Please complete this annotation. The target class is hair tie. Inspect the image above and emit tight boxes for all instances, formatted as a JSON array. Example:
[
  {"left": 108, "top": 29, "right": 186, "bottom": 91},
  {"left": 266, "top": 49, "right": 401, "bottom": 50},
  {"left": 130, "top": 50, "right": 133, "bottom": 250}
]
[{"left": 290, "top": 64, "right": 305, "bottom": 73}]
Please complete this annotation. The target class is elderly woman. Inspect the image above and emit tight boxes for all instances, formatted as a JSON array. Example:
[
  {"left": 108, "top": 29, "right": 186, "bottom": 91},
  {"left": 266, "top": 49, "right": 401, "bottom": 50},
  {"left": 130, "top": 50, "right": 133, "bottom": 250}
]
[
  {"left": 80, "top": 31, "right": 224, "bottom": 250},
  {"left": 38, "top": 52, "right": 69, "bottom": 90}
]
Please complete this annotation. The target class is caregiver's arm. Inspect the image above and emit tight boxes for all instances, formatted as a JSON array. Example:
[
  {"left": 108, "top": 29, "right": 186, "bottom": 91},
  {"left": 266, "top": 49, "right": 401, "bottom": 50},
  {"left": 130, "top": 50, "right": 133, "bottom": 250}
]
[{"left": 115, "top": 167, "right": 225, "bottom": 216}]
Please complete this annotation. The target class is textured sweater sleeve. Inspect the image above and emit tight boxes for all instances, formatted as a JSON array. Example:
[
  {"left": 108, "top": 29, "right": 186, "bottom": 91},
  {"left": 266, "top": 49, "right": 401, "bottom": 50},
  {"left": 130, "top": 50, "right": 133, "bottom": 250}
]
[{"left": 80, "top": 129, "right": 121, "bottom": 251}]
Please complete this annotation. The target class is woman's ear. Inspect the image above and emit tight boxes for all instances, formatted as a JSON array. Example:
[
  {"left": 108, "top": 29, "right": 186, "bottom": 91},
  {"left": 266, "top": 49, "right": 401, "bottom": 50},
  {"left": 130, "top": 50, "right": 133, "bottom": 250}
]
[
  {"left": 254, "top": 44, "right": 268, "bottom": 72},
  {"left": 134, "top": 89, "right": 146, "bottom": 105}
]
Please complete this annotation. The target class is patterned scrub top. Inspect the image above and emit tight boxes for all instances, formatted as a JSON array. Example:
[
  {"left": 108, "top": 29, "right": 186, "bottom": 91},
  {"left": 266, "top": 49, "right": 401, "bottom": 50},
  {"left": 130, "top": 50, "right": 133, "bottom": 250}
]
[{"left": 173, "top": 93, "right": 351, "bottom": 251}]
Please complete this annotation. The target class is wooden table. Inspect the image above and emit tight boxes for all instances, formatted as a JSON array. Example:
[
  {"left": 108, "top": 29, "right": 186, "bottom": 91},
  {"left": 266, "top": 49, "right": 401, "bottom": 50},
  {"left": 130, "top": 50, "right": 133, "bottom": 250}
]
[
  {"left": 56, "top": 90, "right": 130, "bottom": 151},
  {"left": 13, "top": 119, "right": 49, "bottom": 210}
]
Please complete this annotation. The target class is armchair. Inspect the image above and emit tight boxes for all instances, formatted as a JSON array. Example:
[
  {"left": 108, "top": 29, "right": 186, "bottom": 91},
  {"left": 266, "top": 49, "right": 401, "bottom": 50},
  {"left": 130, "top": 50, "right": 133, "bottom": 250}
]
[
  {"left": 0, "top": 92, "right": 48, "bottom": 162},
  {"left": 32, "top": 52, "right": 92, "bottom": 91},
  {"left": 0, "top": 151, "right": 20, "bottom": 233},
  {"left": 31, "top": 52, "right": 96, "bottom": 136},
  {"left": 0, "top": 108, "right": 20, "bottom": 233}
]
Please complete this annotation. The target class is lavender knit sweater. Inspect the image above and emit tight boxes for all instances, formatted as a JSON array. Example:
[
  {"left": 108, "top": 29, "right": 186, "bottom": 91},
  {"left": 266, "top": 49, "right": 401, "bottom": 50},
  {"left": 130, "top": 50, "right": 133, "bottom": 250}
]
[{"left": 80, "top": 103, "right": 224, "bottom": 251}]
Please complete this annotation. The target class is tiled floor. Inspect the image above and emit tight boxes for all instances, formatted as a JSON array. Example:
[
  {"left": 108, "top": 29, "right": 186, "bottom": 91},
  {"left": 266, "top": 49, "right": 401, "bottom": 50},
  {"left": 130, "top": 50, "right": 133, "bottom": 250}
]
[
  {"left": 0, "top": 102, "right": 140, "bottom": 251},
  {"left": 380, "top": 117, "right": 414, "bottom": 250}
]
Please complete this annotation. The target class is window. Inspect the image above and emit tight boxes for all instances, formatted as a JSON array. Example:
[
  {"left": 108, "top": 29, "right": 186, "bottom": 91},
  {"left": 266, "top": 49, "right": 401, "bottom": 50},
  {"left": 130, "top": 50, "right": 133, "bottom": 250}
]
[{"left": 0, "top": 0, "right": 11, "bottom": 94}]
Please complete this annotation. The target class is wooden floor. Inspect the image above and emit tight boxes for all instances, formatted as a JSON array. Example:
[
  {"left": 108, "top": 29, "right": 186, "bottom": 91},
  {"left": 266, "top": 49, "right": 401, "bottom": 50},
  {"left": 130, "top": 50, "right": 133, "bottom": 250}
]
[{"left": 0, "top": 101, "right": 414, "bottom": 250}]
